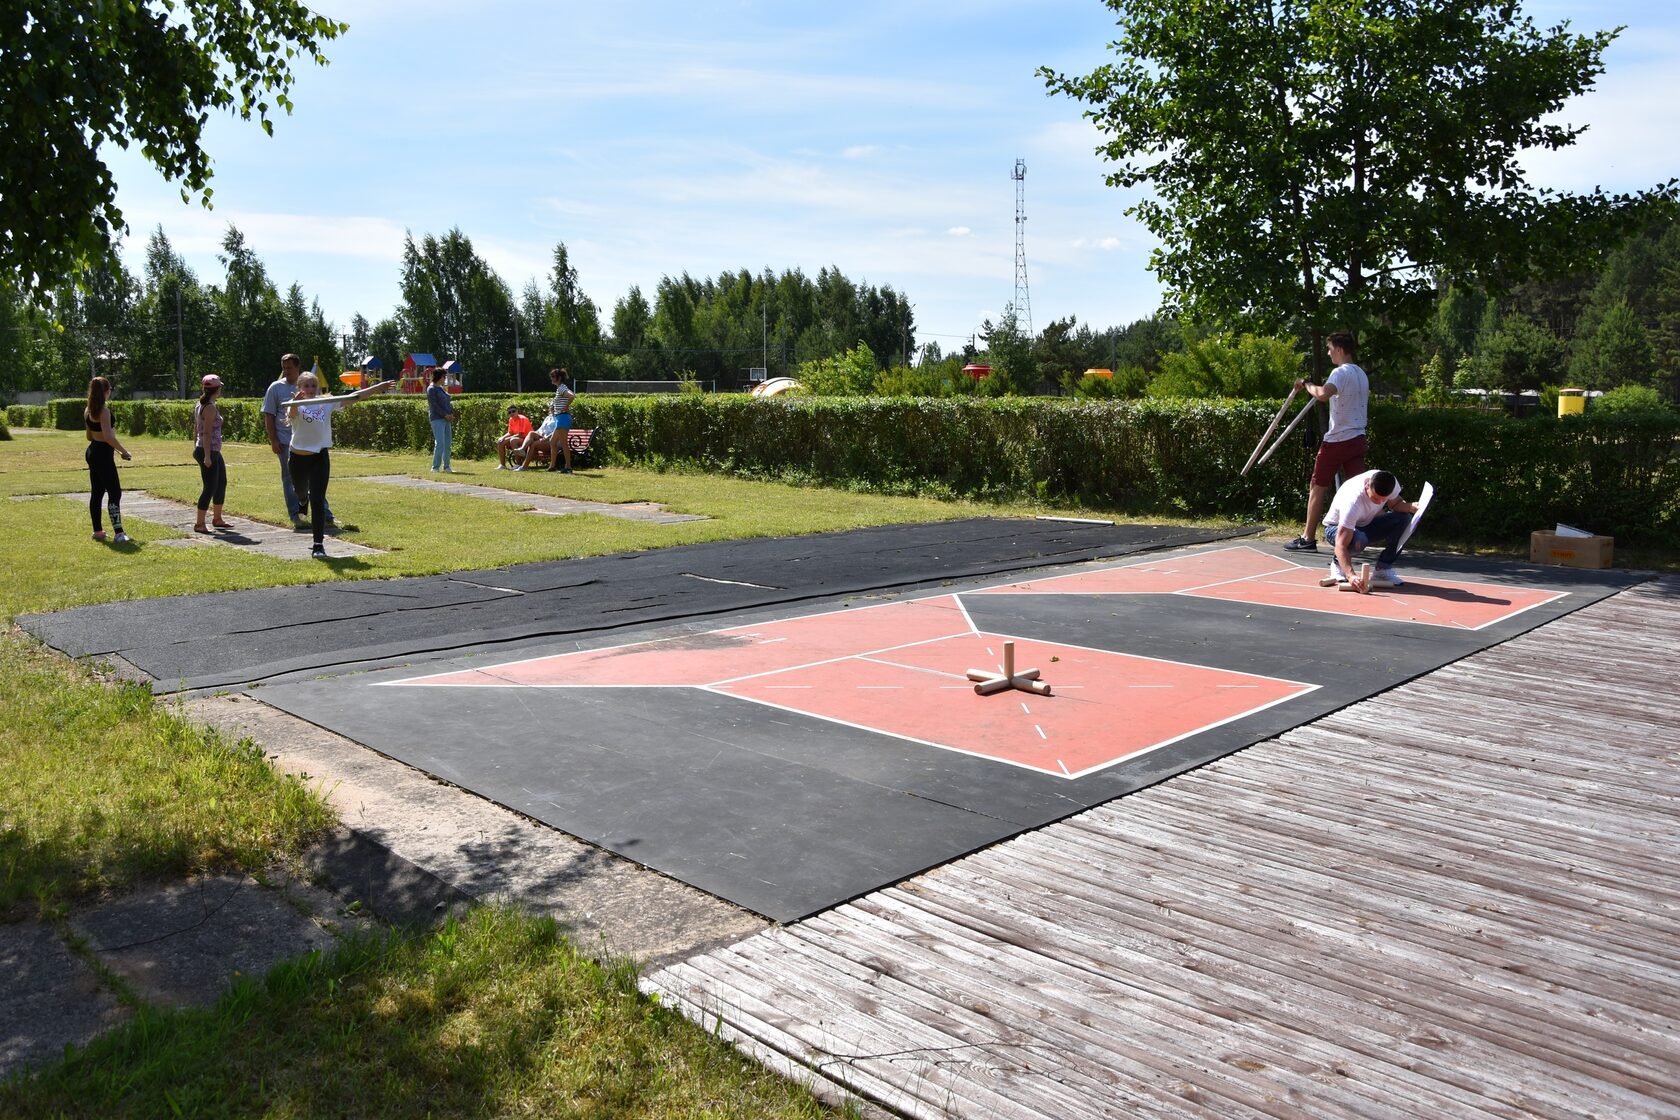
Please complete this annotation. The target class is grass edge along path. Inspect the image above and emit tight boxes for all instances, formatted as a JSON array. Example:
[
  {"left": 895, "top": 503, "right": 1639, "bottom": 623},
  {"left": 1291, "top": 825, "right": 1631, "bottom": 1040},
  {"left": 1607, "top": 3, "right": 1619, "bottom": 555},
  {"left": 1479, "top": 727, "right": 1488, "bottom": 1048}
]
[
  {"left": 0, "top": 906, "right": 851, "bottom": 1119},
  {"left": 0, "top": 628, "right": 334, "bottom": 917}
]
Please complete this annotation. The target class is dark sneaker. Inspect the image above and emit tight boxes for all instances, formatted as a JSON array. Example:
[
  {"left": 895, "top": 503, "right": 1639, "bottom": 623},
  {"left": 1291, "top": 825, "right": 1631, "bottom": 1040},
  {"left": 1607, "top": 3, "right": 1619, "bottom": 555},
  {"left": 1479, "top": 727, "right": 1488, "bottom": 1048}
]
[
  {"left": 1283, "top": 536, "right": 1317, "bottom": 552},
  {"left": 310, "top": 545, "right": 327, "bottom": 559}
]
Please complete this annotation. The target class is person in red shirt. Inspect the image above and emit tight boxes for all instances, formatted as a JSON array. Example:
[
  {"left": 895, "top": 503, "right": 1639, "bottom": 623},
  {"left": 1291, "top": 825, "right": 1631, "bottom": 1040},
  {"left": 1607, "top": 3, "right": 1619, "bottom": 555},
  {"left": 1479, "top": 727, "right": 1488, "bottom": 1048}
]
[{"left": 495, "top": 405, "right": 534, "bottom": 469}]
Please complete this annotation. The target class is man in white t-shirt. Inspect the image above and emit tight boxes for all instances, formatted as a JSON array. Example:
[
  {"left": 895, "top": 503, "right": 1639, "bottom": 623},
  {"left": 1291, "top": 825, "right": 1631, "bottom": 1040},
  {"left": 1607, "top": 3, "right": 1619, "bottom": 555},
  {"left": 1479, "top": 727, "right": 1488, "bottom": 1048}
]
[
  {"left": 1318, "top": 468, "right": 1420, "bottom": 592},
  {"left": 1283, "top": 330, "right": 1369, "bottom": 553}
]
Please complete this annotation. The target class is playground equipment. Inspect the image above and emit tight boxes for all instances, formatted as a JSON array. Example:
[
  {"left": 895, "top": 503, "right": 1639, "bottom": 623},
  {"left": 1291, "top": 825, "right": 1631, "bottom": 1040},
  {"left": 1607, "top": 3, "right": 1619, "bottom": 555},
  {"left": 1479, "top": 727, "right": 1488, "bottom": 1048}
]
[{"left": 398, "top": 353, "right": 462, "bottom": 394}]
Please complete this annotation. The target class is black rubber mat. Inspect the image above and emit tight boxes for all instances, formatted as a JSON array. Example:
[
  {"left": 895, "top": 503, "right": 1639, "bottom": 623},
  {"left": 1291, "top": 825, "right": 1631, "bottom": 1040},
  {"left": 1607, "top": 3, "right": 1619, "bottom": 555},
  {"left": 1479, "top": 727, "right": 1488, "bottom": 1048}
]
[
  {"left": 243, "top": 546, "right": 1640, "bottom": 921},
  {"left": 21, "top": 518, "right": 1247, "bottom": 691}
]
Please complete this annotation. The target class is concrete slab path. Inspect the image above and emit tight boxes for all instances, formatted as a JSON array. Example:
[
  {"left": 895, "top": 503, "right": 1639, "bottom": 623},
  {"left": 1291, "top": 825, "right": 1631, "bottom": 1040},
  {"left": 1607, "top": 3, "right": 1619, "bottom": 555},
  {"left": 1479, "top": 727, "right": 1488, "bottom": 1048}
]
[
  {"left": 359, "top": 474, "right": 709, "bottom": 523},
  {"left": 54, "top": 491, "right": 383, "bottom": 560}
]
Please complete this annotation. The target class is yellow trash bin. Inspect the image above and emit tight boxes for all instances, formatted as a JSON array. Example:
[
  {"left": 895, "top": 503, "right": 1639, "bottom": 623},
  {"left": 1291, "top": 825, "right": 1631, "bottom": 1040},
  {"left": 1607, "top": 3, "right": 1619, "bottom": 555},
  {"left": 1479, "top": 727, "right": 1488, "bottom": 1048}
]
[{"left": 1557, "top": 388, "right": 1586, "bottom": 417}]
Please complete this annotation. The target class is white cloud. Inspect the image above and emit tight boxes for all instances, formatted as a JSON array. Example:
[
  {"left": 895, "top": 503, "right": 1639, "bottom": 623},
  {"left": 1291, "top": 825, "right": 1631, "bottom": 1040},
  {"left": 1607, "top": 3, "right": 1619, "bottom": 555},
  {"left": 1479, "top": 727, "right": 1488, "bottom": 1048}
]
[
  {"left": 843, "top": 145, "right": 880, "bottom": 159},
  {"left": 947, "top": 226, "right": 973, "bottom": 237}
]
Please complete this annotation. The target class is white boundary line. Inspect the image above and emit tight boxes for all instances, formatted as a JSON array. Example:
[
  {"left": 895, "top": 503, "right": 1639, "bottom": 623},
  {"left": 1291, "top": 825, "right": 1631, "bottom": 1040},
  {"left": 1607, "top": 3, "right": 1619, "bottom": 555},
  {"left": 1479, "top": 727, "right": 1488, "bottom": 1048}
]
[
  {"left": 701, "top": 675, "right": 1319, "bottom": 782},
  {"left": 379, "top": 541, "right": 1571, "bottom": 692}
]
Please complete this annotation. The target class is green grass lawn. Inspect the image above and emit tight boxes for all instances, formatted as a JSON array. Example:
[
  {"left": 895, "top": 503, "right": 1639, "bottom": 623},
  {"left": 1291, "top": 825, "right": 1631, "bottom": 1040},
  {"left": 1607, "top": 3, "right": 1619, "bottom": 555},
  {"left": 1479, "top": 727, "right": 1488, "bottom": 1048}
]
[
  {"left": 7, "top": 430, "right": 1109, "bottom": 1116},
  {"left": 0, "top": 430, "right": 1049, "bottom": 617}
]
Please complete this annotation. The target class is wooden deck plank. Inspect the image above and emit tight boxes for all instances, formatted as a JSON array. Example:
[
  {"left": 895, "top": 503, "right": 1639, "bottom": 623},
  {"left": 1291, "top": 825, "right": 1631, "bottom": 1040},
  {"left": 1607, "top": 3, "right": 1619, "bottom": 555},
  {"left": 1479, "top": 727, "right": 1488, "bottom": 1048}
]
[{"left": 645, "top": 575, "right": 1680, "bottom": 1119}]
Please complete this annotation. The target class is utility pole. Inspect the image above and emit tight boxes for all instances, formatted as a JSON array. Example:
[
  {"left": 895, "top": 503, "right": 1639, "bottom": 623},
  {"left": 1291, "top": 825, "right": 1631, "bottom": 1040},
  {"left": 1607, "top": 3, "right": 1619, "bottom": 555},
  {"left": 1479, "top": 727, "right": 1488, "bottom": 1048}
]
[
  {"left": 175, "top": 287, "right": 186, "bottom": 399},
  {"left": 514, "top": 316, "right": 523, "bottom": 392}
]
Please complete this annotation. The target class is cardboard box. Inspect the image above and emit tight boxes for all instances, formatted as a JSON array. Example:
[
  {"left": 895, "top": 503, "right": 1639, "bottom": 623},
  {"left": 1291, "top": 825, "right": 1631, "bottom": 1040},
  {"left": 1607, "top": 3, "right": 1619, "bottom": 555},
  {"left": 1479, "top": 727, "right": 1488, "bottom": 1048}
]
[{"left": 1530, "top": 530, "right": 1614, "bottom": 569}]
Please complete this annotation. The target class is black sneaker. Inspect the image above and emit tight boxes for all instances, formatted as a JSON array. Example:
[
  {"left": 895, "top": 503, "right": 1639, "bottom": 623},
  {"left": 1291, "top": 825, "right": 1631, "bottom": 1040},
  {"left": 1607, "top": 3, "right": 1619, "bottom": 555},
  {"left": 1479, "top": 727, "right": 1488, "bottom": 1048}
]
[
  {"left": 311, "top": 545, "right": 327, "bottom": 559},
  {"left": 1283, "top": 536, "right": 1317, "bottom": 552}
]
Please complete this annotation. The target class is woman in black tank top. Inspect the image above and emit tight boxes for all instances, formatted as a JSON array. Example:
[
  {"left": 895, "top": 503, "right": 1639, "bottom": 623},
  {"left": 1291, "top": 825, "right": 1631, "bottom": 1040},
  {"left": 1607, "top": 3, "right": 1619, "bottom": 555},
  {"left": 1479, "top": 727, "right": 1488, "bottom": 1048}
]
[{"left": 83, "top": 376, "right": 132, "bottom": 542}]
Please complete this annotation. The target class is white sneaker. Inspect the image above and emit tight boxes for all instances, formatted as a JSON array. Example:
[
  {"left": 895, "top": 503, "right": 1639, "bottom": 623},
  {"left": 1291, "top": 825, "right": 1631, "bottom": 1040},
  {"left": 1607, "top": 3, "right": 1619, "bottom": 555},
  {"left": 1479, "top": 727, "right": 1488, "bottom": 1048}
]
[
  {"left": 1373, "top": 567, "right": 1403, "bottom": 588},
  {"left": 114, "top": 532, "right": 131, "bottom": 544},
  {"left": 1319, "top": 561, "right": 1345, "bottom": 587}
]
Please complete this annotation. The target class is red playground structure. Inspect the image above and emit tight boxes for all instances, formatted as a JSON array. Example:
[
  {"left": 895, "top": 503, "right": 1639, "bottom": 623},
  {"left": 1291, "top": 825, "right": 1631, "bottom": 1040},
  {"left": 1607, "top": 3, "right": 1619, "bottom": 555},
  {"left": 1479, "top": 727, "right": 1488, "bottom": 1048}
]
[{"left": 398, "top": 354, "right": 463, "bottom": 394}]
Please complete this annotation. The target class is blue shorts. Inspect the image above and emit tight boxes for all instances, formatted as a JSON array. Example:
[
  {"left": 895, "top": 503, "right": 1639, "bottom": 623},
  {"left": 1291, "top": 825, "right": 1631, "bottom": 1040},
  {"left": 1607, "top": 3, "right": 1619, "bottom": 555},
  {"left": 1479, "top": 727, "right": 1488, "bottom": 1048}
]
[{"left": 554, "top": 413, "right": 573, "bottom": 431}]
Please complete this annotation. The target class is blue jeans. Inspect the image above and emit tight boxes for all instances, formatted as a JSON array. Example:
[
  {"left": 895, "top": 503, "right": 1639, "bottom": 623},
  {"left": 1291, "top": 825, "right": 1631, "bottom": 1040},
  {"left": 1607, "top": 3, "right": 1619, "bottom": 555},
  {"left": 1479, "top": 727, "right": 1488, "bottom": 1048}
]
[
  {"left": 278, "top": 443, "right": 333, "bottom": 521},
  {"left": 431, "top": 419, "right": 454, "bottom": 471},
  {"left": 1325, "top": 510, "right": 1411, "bottom": 566}
]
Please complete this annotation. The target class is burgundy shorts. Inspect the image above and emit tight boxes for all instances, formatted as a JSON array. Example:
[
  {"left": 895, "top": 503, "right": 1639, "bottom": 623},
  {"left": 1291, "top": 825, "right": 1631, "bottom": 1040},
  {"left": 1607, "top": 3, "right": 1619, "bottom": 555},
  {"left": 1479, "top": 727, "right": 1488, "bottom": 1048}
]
[{"left": 1311, "top": 434, "right": 1367, "bottom": 487}]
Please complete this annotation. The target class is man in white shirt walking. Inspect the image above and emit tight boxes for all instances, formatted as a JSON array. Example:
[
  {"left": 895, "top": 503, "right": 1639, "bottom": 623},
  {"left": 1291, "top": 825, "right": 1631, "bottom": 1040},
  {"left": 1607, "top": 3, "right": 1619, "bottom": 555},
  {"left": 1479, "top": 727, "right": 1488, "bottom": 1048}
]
[{"left": 1283, "top": 330, "right": 1369, "bottom": 553}]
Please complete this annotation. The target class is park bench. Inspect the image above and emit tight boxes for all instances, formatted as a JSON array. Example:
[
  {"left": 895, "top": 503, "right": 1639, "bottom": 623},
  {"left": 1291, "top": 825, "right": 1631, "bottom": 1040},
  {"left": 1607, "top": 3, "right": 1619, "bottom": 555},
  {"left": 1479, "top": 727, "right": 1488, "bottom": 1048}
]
[{"left": 510, "top": 427, "right": 595, "bottom": 471}]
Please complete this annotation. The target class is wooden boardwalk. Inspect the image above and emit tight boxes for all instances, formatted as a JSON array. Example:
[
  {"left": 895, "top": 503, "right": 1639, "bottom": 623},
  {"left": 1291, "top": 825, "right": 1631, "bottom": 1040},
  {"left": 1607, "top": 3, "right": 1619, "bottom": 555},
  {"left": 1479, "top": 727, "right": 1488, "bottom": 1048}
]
[{"left": 645, "top": 575, "right": 1680, "bottom": 1119}]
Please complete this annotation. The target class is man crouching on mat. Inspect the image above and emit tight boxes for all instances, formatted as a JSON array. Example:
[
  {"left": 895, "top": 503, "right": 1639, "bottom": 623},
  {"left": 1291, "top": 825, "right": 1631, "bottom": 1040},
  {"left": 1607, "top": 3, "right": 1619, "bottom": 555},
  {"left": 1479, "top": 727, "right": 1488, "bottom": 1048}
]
[{"left": 1317, "top": 469, "right": 1420, "bottom": 593}]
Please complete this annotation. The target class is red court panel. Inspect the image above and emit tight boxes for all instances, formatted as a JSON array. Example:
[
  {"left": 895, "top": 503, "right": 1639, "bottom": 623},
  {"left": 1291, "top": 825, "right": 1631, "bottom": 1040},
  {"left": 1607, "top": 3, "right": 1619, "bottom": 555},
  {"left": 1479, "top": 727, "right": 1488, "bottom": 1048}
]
[
  {"left": 974, "top": 545, "right": 1293, "bottom": 596},
  {"left": 402, "top": 596, "right": 972, "bottom": 688},
  {"left": 1189, "top": 565, "right": 1565, "bottom": 630},
  {"left": 715, "top": 633, "right": 1315, "bottom": 779},
  {"left": 970, "top": 545, "right": 1562, "bottom": 631}
]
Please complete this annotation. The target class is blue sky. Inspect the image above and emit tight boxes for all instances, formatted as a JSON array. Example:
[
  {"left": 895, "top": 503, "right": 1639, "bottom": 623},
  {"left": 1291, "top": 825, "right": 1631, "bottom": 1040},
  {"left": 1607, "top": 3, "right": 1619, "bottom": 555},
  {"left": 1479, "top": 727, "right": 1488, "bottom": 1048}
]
[{"left": 104, "top": 1, "right": 1680, "bottom": 353}]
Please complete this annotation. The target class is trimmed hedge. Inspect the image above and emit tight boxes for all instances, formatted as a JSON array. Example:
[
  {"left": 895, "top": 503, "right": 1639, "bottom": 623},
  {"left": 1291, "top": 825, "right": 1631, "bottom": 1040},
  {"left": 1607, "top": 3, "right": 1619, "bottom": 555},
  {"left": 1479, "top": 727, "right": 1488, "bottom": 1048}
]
[{"left": 10, "top": 394, "right": 1677, "bottom": 547}]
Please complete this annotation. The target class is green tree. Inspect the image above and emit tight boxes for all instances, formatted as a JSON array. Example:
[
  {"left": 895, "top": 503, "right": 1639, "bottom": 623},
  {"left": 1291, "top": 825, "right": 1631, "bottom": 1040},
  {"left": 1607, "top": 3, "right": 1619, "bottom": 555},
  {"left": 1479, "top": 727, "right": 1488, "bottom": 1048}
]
[
  {"left": 213, "top": 226, "right": 290, "bottom": 394},
  {"left": 398, "top": 229, "right": 517, "bottom": 389},
  {"left": 977, "top": 309, "right": 1038, "bottom": 396},
  {"left": 367, "top": 317, "right": 405, "bottom": 383},
  {"left": 129, "top": 228, "right": 219, "bottom": 397},
  {"left": 1035, "top": 316, "right": 1089, "bottom": 391},
  {"left": 1146, "top": 333, "right": 1301, "bottom": 399},
  {"left": 1654, "top": 259, "right": 1680, "bottom": 401},
  {"left": 539, "top": 243, "right": 605, "bottom": 382},
  {"left": 611, "top": 286, "right": 654, "bottom": 361},
  {"left": 1, "top": 2, "right": 346, "bottom": 301},
  {"left": 1042, "top": 1, "right": 1675, "bottom": 371},
  {"left": 796, "top": 342, "right": 877, "bottom": 396},
  {"left": 1462, "top": 311, "right": 1567, "bottom": 392},
  {"left": 1571, "top": 299, "right": 1655, "bottom": 389}
]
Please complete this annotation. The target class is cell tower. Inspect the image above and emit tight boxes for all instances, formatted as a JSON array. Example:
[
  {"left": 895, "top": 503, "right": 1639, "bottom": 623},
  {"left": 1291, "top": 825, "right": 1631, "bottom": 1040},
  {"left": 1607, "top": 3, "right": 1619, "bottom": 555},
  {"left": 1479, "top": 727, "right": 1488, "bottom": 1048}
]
[{"left": 1012, "top": 158, "right": 1033, "bottom": 339}]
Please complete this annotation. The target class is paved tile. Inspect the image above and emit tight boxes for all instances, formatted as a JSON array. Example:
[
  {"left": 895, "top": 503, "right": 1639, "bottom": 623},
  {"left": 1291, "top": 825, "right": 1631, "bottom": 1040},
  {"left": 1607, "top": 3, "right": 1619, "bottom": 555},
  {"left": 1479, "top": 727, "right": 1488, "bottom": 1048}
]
[
  {"left": 360, "top": 474, "right": 708, "bottom": 523},
  {"left": 55, "top": 491, "right": 383, "bottom": 559}
]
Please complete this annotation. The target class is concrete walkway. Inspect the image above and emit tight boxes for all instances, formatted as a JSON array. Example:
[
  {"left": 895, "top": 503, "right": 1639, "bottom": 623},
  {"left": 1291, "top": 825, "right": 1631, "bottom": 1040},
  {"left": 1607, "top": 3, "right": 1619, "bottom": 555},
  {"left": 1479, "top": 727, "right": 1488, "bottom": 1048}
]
[
  {"left": 54, "top": 491, "right": 384, "bottom": 560},
  {"left": 359, "top": 474, "right": 709, "bottom": 523}
]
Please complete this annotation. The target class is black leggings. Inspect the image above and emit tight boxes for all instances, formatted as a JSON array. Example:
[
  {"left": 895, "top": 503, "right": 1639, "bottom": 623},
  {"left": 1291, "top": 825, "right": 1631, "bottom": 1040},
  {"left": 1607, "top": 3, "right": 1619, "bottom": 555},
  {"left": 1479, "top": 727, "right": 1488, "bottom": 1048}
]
[
  {"left": 196, "top": 450, "right": 227, "bottom": 510},
  {"left": 288, "top": 448, "right": 331, "bottom": 544},
  {"left": 86, "top": 441, "right": 123, "bottom": 533}
]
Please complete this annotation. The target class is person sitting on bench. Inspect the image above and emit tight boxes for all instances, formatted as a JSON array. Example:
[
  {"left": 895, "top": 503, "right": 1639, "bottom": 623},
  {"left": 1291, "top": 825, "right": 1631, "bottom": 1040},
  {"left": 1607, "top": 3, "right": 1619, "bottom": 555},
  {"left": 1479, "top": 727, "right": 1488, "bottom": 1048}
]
[{"left": 495, "top": 405, "right": 533, "bottom": 469}]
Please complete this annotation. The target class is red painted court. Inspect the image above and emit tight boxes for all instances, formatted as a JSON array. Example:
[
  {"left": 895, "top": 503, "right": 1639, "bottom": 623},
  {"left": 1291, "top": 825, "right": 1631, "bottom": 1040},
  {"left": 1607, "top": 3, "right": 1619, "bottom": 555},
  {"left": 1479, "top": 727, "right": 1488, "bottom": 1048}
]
[
  {"left": 393, "top": 547, "right": 1563, "bottom": 779},
  {"left": 980, "top": 544, "right": 1565, "bottom": 629}
]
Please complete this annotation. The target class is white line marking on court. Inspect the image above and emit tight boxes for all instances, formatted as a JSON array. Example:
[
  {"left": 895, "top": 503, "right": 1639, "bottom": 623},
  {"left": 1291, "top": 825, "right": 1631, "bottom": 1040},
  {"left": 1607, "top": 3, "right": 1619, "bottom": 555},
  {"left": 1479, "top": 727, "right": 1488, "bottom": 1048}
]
[
  {"left": 1058, "top": 760, "right": 1072, "bottom": 777},
  {"left": 1036, "top": 725, "right": 1047, "bottom": 740},
  {"left": 682, "top": 573, "right": 779, "bottom": 589},
  {"left": 710, "top": 630, "right": 971, "bottom": 687},
  {"left": 1020, "top": 702, "right": 1032, "bottom": 714}
]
